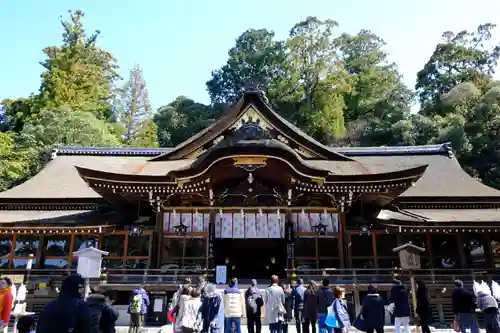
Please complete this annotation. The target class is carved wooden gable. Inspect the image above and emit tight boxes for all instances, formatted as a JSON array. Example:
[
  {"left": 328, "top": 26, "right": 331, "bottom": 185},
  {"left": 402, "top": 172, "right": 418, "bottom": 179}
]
[{"left": 213, "top": 104, "right": 321, "bottom": 159}]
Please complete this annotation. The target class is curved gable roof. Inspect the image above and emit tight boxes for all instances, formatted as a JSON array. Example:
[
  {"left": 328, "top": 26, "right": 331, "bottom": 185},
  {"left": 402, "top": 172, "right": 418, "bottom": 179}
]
[{"left": 149, "top": 89, "right": 352, "bottom": 162}]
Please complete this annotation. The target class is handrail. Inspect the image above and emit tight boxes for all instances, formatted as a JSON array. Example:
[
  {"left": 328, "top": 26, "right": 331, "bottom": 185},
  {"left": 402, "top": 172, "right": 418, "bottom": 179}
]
[{"left": 284, "top": 268, "right": 499, "bottom": 286}]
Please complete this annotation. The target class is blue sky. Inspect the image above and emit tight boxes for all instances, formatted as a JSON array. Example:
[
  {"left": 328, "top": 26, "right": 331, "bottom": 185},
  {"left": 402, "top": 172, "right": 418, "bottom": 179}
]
[{"left": 1, "top": 0, "right": 500, "bottom": 111}]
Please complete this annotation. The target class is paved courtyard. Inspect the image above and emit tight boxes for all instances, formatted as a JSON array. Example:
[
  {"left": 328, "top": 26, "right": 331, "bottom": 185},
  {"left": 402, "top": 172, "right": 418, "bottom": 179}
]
[{"left": 113, "top": 326, "right": 464, "bottom": 333}]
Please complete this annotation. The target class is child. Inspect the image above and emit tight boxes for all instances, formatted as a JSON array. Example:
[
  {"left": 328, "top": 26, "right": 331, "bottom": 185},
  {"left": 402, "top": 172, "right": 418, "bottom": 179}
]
[{"left": 16, "top": 314, "right": 35, "bottom": 333}]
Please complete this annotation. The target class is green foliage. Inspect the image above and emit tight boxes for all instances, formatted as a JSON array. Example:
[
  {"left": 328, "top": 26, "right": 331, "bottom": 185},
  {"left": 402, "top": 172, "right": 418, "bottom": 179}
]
[
  {"left": 0, "top": 133, "right": 33, "bottom": 191},
  {"left": 38, "top": 10, "right": 120, "bottom": 119},
  {"left": 18, "top": 107, "right": 122, "bottom": 149},
  {"left": 416, "top": 23, "right": 500, "bottom": 114},
  {"left": 155, "top": 96, "right": 225, "bottom": 147}
]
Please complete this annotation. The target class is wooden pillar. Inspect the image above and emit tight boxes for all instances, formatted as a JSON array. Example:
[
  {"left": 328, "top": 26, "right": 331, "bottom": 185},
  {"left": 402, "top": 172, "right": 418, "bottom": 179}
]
[
  {"left": 9, "top": 234, "right": 16, "bottom": 269},
  {"left": 372, "top": 233, "right": 378, "bottom": 268},
  {"left": 483, "top": 233, "right": 494, "bottom": 269},
  {"left": 339, "top": 211, "right": 345, "bottom": 268},
  {"left": 425, "top": 233, "right": 435, "bottom": 268},
  {"left": 147, "top": 234, "right": 154, "bottom": 270},
  {"left": 68, "top": 234, "right": 76, "bottom": 266},
  {"left": 347, "top": 233, "right": 353, "bottom": 268},
  {"left": 36, "top": 234, "right": 44, "bottom": 269},
  {"left": 456, "top": 233, "right": 468, "bottom": 268},
  {"left": 155, "top": 208, "right": 164, "bottom": 268}
]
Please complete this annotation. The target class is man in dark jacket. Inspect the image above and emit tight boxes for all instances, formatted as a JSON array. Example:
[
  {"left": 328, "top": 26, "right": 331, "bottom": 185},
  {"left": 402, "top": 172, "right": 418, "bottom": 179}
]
[
  {"left": 292, "top": 278, "right": 306, "bottom": 333},
  {"left": 317, "top": 279, "right": 334, "bottom": 333},
  {"left": 360, "top": 285, "right": 386, "bottom": 333},
  {"left": 86, "top": 292, "right": 119, "bottom": 333},
  {"left": 245, "top": 279, "right": 263, "bottom": 333},
  {"left": 452, "top": 280, "right": 478, "bottom": 333},
  {"left": 389, "top": 280, "right": 411, "bottom": 333},
  {"left": 36, "top": 274, "right": 91, "bottom": 333}
]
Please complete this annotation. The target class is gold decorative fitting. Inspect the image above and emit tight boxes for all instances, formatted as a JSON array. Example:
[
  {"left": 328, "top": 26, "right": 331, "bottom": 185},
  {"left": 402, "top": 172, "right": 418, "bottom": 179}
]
[
  {"left": 311, "top": 177, "right": 325, "bottom": 186},
  {"left": 232, "top": 157, "right": 268, "bottom": 166},
  {"left": 176, "top": 179, "right": 189, "bottom": 188}
]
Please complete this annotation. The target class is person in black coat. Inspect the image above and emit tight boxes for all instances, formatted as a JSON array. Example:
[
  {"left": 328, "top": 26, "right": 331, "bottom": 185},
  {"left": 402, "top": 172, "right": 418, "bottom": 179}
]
[
  {"left": 360, "top": 285, "right": 386, "bottom": 333},
  {"left": 416, "top": 281, "right": 432, "bottom": 333},
  {"left": 452, "top": 279, "right": 478, "bottom": 333},
  {"left": 303, "top": 281, "right": 319, "bottom": 333},
  {"left": 389, "top": 280, "right": 411, "bottom": 333}
]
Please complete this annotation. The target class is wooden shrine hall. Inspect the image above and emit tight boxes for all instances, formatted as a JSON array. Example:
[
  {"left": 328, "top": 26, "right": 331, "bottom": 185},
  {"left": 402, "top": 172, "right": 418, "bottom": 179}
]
[{"left": 2, "top": 90, "right": 500, "bottom": 322}]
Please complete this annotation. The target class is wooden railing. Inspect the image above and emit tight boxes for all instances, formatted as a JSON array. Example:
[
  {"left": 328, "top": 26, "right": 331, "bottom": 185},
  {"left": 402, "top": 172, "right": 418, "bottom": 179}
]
[
  {"left": 3, "top": 268, "right": 215, "bottom": 286},
  {"left": 4, "top": 267, "right": 499, "bottom": 288},
  {"left": 285, "top": 268, "right": 500, "bottom": 288}
]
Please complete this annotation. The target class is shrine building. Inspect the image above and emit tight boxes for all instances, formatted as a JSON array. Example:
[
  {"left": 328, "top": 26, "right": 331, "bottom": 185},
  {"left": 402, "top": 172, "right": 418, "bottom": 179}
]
[{"left": 1, "top": 89, "right": 500, "bottom": 325}]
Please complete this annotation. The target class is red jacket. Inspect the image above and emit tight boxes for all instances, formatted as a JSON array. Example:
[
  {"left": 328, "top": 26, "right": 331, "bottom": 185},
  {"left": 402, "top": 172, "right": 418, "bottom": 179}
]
[{"left": 0, "top": 287, "right": 13, "bottom": 323}]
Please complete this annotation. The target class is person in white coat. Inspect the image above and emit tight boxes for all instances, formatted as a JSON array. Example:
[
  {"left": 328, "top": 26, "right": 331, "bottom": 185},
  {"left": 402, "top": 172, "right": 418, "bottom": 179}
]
[
  {"left": 264, "top": 275, "right": 285, "bottom": 333},
  {"left": 178, "top": 289, "right": 203, "bottom": 333}
]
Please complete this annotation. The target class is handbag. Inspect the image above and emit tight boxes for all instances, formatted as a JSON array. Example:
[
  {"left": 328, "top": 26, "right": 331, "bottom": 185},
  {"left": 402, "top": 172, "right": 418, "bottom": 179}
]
[
  {"left": 353, "top": 314, "right": 369, "bottom": 332},
  {"left": 325, "top": 299, "right": 340, "bottom": 328},
  {"left": 452, "top": 317, "right": 460, "bottom": 333}
]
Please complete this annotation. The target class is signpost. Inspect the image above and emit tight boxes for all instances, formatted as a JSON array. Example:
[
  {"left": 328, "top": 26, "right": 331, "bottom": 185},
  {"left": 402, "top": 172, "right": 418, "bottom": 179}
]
[
  {"left": 393, "top": 242, "right": 425, "bottom": 333},
  {"left": 72, "top": 247, "right": 108, "bottom": 298}
]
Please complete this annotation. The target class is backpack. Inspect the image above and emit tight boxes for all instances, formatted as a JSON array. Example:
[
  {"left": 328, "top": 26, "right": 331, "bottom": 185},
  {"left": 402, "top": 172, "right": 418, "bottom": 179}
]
[
  {"left": 88, "top": 303, "right": 104, "bottom": 333},
  {"left": 130, "top": 294, "right": 143, "bottom": 314}
]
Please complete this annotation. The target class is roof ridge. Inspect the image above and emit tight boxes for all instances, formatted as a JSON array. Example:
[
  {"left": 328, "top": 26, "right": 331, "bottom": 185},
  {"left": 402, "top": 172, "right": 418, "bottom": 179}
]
[
  {"left": 332, "top": 143, "right": 453, "bottom": 157},
  {"left": 55, "top": 146, "right": 173, "bottom": 157}
]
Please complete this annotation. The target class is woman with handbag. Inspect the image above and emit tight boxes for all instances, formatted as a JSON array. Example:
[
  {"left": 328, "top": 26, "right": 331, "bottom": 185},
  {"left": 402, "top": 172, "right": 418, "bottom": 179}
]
[
  {"left": 357, "top": 285, "right": 386, "bottom": 333},
  {"left": 325, "top": 287, "right": 351, "bottom": 333}
]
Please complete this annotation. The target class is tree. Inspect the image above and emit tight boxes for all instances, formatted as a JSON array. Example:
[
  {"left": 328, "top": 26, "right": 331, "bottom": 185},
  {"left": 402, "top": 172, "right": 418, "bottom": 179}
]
[
  {"left": 416, "top": 23, "right": 500, "bottom": 114},
  {"left": 115, "top": 65, "right": 158, "bottom": 147},
  {"left": 285, "top": 17, "right": 352, "bottom": 142},
  {"left": 0, "top": 133, "right": 32, "bottom": 191},
  {"left": 206, "top": 29, "right": 286, "bottom": 104},
  {"left": 334, "top": 30, "right": 413, "bottom": 146},
  {"left": 0, "top": 97, "right": 38, "bottom": 133},
  {"left": 38, "top": 10, "right": 120, "bottom": 119},
  {"left": 18, "top": 107, "right": 122, "bottom": 151},
  {"left": 155, "top": 97, "right": 225, "bottom": 147}
]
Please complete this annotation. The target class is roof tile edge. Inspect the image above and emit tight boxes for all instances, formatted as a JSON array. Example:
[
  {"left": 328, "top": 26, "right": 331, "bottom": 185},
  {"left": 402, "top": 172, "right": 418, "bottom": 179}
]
[
  {"left": 54, "top": 142, "right": 454, "bottom": 158},
  {"left": 55, "top": 146, "right": 174, "bottom": 157},
  {"left": 332, "top": 142, "right": 453, "bottom": 157}
]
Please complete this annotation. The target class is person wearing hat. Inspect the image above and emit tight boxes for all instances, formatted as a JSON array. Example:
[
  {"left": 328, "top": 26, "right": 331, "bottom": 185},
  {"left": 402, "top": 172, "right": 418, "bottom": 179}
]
[{"left": 245, "top": 279, "right": 263, "bottom": 333}]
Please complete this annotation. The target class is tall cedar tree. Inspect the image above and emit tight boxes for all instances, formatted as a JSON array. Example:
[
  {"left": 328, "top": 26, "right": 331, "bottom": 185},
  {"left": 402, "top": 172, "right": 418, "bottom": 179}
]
[
  {"left": 38, "top": 10, "right": 120, "bottom": 120},
  {"left": 115, "top": 66, "right": 159, "bottom": 147}
]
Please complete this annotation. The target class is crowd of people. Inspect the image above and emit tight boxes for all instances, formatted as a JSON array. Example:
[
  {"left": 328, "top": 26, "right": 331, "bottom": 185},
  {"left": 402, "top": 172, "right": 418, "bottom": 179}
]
[
  {"left": 2, "top": 273, "right": 500, "bottom": 333},
  {"left": 169, "top": 276, "right": 425, "bottom": 333}
]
